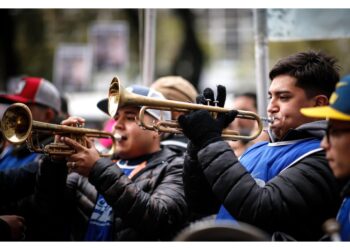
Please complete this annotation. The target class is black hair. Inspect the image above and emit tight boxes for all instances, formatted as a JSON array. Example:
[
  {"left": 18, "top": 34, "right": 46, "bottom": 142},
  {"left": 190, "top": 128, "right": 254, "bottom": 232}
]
[
  {"left": 60, "top": 95, "right": 69, "bottom": 115},
  {"left": 235, "top": 92, "right": 257, "bottom": 109},
  {"left": 269, "top": 50, "right": 340, "bottom": 98}
]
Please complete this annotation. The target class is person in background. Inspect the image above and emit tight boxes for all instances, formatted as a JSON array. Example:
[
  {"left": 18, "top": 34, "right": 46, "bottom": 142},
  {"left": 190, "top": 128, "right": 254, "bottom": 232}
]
[
  {"left": 0, "top": 77, "right": 64, "bottom": 241},
  {"left": 0, "top": 77, "right": 61, "bottom": 171},
  {"left": 229, "top": 92, "right": 258, "bottom": 133},
  {"left": 151, "top": 75, "right": 198, "bottom": 155},
  {"left": 38, "top": 83, "right": 189, "bottom": 241},
  {"left": 178, "top": 51, "right": 342, "bottom": 240},
  {"left": 301, "top": 74, "right": 350, "bottom": 241},
  {"left": 227, "top": 93, "right": 261, "bottom": 156}
]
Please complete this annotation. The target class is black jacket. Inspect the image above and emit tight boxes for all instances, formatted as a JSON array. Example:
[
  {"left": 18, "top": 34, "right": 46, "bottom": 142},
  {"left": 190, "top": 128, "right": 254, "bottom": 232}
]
[
  {"left": 0, "top": 160, "right": 68, "bottom": 241},
  {"left": 183, "top": 121, "right": 342, "bottom": 240},
  {"left": 55, "top": 146, "right": 189, "bottom": 241}
]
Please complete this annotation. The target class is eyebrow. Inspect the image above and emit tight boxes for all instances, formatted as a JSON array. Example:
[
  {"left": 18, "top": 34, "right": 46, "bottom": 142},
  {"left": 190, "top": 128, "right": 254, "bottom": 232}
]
[
  {"left": 114, "top": 110, "right": 138, "bottom": 118},
  {"left": 268, "top": 90, "right": 291, "bottom": 96}
]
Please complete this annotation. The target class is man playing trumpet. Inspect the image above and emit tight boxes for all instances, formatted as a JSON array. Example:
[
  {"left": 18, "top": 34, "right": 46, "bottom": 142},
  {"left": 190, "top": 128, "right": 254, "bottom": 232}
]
[
  {"left": 39, "top": 84, "right": 189, "bottom": 241},
  {"left": 178, "top": 51, "right": 342, "bottom": 240}
]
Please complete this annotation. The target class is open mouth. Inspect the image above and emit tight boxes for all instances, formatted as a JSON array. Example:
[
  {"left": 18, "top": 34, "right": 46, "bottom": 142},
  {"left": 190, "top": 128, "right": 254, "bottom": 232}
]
[{"left": 114, "top": 134, "right": 127, "bottom": 141}]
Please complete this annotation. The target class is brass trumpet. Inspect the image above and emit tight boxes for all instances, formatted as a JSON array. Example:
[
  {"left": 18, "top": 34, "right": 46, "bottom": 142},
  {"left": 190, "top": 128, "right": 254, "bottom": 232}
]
[
  {"left": 108, "top": 76, "right": 268, "bottom": 141},
  {"left": 1, "top": 103, "right": 119, "bottom": 157}
]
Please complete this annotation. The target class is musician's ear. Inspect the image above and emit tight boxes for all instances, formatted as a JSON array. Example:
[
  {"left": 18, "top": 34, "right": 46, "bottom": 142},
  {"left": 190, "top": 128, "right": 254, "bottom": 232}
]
[{"left": 314, "top": 95, "right": 328, "bottom": 107}]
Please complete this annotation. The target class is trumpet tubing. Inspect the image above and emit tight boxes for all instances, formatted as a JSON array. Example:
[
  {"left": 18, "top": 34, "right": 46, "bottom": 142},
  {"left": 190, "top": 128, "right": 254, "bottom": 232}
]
[
  {"left": 108, "top": 76, "right": 266, "bottom": 141},
  {"left": 1, "top": 103, "right": 117, "bottom": 157}
]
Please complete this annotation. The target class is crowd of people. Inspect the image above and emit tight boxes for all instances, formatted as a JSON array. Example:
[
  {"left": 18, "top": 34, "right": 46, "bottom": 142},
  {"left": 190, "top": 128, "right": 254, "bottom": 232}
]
[{"left": 0, "top": 50, "right": 350, "bottom": 241}]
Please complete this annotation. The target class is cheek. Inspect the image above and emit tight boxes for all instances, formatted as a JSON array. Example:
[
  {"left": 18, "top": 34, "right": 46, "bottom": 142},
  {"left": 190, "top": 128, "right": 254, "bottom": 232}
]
[{"left": 331, "top": 140, "right": 350, "bottom": 176}]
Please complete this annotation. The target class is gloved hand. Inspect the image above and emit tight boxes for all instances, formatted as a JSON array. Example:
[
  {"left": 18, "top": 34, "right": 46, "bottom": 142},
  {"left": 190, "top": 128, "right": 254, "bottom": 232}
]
[
  {"left": 196, "top": 85, "right": 226, "bottom": 107},
  {"left": 178, "top": 85, "right": 238, "bottom": 149}
]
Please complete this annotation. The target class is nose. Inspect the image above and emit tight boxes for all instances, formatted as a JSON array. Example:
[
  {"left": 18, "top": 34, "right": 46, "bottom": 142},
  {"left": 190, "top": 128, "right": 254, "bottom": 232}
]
[
  {"left": 113, "top": 117, "right": 125, "bottom": 130},
  {"left": 320, "top": 135, "right": 330, "bottom": 150},
  {"left": 267, "top": 99, "right": 278, "bottom": 115}
]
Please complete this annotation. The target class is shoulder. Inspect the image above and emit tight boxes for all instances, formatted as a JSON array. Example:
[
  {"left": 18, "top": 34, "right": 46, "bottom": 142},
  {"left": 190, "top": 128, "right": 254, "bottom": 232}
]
[
  {"left": 156, "top": 146, "right": 185, "bottom": 165},
  {"left": 280, "top": 150, "right": 334, "bottom": 183},
  {"left": 147, "top": 148, "right": 184, "bottom": 176}
]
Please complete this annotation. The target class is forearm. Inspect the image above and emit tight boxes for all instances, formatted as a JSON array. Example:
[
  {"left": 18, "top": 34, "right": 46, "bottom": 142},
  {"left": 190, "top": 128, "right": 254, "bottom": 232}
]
[
  {"left": 183, "top": 154, "right": 220, "bottom": 219},
  {"left": 90, "top": 159, "right": 188, "bottom": 233}
]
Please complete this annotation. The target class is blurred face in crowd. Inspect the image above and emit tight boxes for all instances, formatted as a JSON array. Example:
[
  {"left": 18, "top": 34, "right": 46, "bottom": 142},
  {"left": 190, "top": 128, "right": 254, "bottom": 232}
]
[
  {"left": 321, "top": 119, "right": 350, "bottom": 178},
  {"left": 229, "top": 95, "right": 257, "bottom": 132},
  {"left": 26, "top": 103, "right": 56, "bottom": 123},
  {"left": 267, "top": 75, "right": 321, "bottom": 140},
  {"left": 113, "top": 106, "right": 160, "bottom": 159}
]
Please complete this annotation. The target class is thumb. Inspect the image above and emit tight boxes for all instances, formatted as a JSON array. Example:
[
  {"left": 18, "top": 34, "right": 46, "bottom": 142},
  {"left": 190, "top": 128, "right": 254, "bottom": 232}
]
[{"left": 85, "top": 137, "right": 94, "bottom": 148}]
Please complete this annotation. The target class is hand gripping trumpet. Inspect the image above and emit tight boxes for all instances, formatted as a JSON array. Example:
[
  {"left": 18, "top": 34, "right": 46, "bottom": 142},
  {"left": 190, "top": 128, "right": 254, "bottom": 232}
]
[
  {"left": 108, "top": 76, "right": 273, "bottom": 141},
  {"left": 0, "top": 103, "right": 120, "bottom": 157}
]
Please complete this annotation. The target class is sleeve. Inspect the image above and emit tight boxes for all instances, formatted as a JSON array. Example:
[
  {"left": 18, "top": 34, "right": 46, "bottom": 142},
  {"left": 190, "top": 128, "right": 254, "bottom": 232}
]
[
  {"left": 197, "top": 140, "right": 340, "bottom": 240},
  {"left": 182, "top": 153, "right": 221, "bottom": 221},
  {"left": 88, "top": 156, "right": 188, "bottom": 236},
  {"left": 0, "top": 162, "right": 38, "bottom": 205},
  {"left": 27, "top": 156, "right": 69, "bottom": 240}
]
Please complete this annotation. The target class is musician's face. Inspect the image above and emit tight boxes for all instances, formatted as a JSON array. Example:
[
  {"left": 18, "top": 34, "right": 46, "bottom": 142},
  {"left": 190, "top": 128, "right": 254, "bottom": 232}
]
[
  {"left": 27, "top": 103, "right": 55, "bottom": 123},
  {"left": 112, "top": 106, "right": 160, "bottom": 159},
  {"left": 321, "top": 120, "right": 350, "bottom": 179},
  {"left": 267, "top": 75, "right": 318, "bottom": 140}
]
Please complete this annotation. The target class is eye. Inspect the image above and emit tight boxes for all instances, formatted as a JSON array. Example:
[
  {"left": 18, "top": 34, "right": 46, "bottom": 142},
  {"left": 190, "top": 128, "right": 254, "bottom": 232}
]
[
  {"left": 279, "top": 95, "right": 290, "bottom": 101},
  {"left": 126, "top": 115, "right": 137, "bottom": 121}
]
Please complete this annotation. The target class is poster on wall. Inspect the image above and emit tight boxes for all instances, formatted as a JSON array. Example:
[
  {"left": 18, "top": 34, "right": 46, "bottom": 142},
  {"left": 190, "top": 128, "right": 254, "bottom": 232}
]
[
  {"left": 53, "top": 43, "right": 93, "bottom": 92},
  {"left": 89, "top": 21, "right": 130, "bottom": 72}
]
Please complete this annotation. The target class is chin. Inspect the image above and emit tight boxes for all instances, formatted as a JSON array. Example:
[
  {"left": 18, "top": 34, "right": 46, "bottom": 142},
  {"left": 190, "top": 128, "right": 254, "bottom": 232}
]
[{"left": 271, "top": 129, "right": 283, "bottom": 140}]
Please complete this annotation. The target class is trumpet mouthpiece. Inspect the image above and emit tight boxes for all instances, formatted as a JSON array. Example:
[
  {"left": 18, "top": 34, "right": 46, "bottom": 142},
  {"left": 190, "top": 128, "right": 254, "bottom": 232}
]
[
  {"left": 114, "top": 134, "right": 122, "bottom": 141},
  {"left": 261, "top": 117, "right": 274, "bottom": 124}
]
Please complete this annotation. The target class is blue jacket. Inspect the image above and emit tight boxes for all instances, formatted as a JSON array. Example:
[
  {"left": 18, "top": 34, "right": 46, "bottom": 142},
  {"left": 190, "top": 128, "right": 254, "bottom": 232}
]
[
  {"left": 216, "top": 138, "right": 322, "bottom": 220},
  {"left": 336, "top": 181, "right": 350, "bottom": 241},
  {"left": 0, "top": 145, "right": 40, "bottom": 171}
]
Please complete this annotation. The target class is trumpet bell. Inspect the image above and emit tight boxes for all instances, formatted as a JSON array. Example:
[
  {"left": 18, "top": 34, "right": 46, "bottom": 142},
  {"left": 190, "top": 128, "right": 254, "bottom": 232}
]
[
  {"left": 108, "top": 76, "right": 121, "bottom": 117},
  {"left": 1, "top": 103, "right": 118, "bottom": 157},
  {"left": 1, "top": 103, "right": 32, "bottom": 144}
]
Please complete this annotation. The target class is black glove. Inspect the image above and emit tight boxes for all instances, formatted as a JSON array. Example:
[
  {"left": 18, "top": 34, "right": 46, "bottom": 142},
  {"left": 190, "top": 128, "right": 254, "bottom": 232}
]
[
  {"left": 178, "top": 85, "right": 238, "bottom": 149},
  {"left": 196, "top": 85, "right": 226, "bottom": 108}
]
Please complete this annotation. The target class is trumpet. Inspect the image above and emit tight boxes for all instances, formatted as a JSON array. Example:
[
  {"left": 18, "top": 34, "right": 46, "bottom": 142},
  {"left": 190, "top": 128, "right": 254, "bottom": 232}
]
[
  {"left": 1, "top": 103, "right": 119, "bottom": 157},
  {"left": 108, "top": 76, "right": 271, "bottom": 141}
]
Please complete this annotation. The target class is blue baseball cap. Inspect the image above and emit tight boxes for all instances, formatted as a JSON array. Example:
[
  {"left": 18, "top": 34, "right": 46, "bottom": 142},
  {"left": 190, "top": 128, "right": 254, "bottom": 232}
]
[
  {"left": 301, "top": 74, "right": 350, "bottom": 121},
  {"left": 97, "top": 84, "right": 171, "bottom": 121}
]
